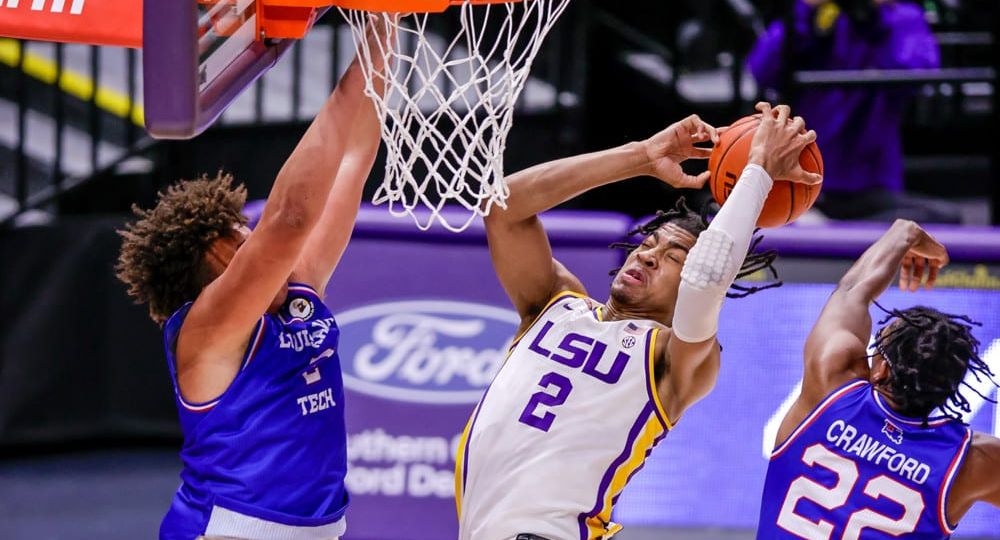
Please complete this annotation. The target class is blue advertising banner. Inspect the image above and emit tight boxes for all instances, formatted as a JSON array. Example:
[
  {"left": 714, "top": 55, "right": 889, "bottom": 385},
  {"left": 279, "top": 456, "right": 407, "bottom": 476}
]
[{"left": 615, "top": 285, "right": 1000, "bottom": 538}]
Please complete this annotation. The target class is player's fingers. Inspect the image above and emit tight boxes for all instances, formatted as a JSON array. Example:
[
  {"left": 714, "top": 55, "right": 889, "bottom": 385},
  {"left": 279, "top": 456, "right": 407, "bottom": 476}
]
[
  {"left": 910, "top": 256, "right": 926, "bottom": 292},
  {"left": 755, "top": 102, "right": 773, "bottom": 120},
  {"left": 775, "top": 104, "right": 791, "bottom": 124},
  {"left": 938, "top": 250, "right": 950, "bottom": 268},
  {"left": 795, "top": 130, "right": 817, "bottom": 150},
  {"left": 926, "top": 263, "right": 940, "bottom": 289},
  {"left": 791, "top": 116, "right": 806, "bottom": 133},
  {"left": 703, "top": 122, "right": 720, "bottom": 144},
  {"left": 803, "top": 171, "right": 824, "bottom": 185},
  {"left": 691, "top": 125, "right": 713, "bottom": 142},
  {"left": 690, "top": 147, "right": 713, "bottom": 159},
  {"left": 685, "top": 170, "right": 711, "bottom": 188},
  {"left": 899, "top": 256, "right": 913, "bottom": 291},
  {"left": 787, "top": 168, "right": 823, "bottom": 186}
]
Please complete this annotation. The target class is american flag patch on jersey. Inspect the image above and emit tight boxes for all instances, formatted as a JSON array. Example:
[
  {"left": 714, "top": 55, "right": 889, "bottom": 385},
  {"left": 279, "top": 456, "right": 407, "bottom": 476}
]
[{"left": 625, "top": 322, "right": 644, "bottom": 335}]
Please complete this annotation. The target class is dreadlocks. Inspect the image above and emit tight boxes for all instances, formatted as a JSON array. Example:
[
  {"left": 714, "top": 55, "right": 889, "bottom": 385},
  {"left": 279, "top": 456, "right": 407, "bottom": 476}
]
[
  {"left": 872, "top": 303, "right": 997, "bottom": 424},
  {"left": 116, "top": 172, "right": 248, "bottom": 325},
  {"left": 609, "top": 197, "right": 781, "bottom": 298}
]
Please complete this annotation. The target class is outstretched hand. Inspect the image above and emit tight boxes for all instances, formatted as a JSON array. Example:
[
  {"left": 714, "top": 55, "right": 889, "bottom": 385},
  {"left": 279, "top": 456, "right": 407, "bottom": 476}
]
[
  {"left": 748, "top": 102, "right": 823, "bottom": 185},
  {"left": 643, "top": 114, "right": 720, "bottom": 189},
  {"left": 899, "top": 227, "right": 949, "bottom": 292}
]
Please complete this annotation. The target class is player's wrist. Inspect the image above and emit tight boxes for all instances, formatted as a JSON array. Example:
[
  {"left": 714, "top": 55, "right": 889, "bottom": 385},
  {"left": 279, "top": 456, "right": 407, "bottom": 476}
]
[
  {"left": 747, "top": 148, "right": 769, "bottom": 170},
  {"left": 629, "top": 140, "right": 658, "bottom": 177}
]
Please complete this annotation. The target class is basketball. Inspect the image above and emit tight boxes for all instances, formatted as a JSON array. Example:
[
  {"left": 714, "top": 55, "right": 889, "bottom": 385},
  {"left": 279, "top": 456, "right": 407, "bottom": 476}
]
[{"left": 708, "top": 115, "right": 824, "bottom": 228}]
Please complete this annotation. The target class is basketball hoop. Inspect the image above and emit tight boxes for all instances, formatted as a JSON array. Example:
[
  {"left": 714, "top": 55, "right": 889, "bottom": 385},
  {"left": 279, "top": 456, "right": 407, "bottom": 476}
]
[{"left": 335, "top": 0, "right": 572, "bottom": 232}]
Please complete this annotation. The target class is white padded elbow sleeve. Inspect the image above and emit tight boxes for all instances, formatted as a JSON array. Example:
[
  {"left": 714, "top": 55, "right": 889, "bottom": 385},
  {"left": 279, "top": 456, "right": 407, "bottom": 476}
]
[{"left": 672, "top": 165, "right": 773, "bottom": 343}]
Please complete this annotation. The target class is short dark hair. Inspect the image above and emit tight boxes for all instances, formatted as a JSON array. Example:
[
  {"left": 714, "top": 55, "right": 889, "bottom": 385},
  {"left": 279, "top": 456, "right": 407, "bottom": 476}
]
[
  {"left": 873, "top": 303, "right": 997, "bottom": 423},
  {"left": 610, "top": 197, "right": 781, "bottom": 298},
  {"left": 116, "top": 172, "right": 248, "bottom": 324}
]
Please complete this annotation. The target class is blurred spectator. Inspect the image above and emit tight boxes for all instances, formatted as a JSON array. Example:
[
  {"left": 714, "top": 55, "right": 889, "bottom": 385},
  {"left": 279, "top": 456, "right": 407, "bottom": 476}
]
[{"left": 747, "top": 0, "right": 947, "bottom": 221}]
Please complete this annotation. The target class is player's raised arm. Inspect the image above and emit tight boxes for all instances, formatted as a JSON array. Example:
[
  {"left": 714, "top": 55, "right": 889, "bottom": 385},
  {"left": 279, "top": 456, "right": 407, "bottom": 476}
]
[
  {"left": 292, "top": 22, "right": 392, "bottom": 292},
  {"left": 799, "top": 219, "right": 949, "bottom": 405},
  {"left": 486, "top": 114, "right": 718, "bottom": 327},
  {"left": 175, "top": 55, "right": 374, "bottom": 402},
  {"left": 663, "top": 103, "right": 821, "bottom": 419}
]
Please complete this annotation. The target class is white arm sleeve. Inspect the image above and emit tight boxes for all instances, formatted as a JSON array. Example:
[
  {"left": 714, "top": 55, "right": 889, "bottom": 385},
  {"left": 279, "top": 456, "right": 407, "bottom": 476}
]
[{"left": 672, "top": 164, "right": 774, "bottom": 343}]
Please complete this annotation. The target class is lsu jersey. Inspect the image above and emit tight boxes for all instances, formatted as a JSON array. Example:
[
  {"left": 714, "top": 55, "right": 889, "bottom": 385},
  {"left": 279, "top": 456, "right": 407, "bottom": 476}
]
[
  {"left": 456, "top": 292, "right": 675, "bottom": 540},
  {"left": 160, "top": 283, "right": 349, "bottom": 540},
  {"left": 757, "top": 380, "right": 972, "bottom": 540}
]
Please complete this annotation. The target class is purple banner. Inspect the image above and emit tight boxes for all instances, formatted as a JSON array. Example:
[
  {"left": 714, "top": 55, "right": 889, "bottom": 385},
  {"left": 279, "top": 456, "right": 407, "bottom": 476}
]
[{"left": 323, "top": 207, "right": 631, "bottom": 540}]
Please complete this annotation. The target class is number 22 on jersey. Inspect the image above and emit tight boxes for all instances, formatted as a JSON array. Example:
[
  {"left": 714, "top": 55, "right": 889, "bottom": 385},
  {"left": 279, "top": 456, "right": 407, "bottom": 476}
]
[{"left": 777, "top": 443, "right": 924, "bottom": 540}]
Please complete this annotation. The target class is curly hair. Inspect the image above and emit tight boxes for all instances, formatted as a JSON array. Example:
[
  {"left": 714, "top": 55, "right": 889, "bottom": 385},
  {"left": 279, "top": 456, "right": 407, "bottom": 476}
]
[
  {"left": 609, "top": 197, "right": 781, "bottom": 298},
  {"left": 116, "top": 172, "right": 248, "bottom": 324},
  {"left": 872, "top": 303, "right": 997, "bottom": 424}
]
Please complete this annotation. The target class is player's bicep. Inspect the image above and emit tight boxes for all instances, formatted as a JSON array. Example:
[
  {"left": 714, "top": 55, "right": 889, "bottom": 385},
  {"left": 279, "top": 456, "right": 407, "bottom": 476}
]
[
  {"left": 802, "top": 289, "right": 872, "bottom": 403},
  {"left": 292, "top": 165, "right": 369, "bottom": 291},
  {"left": 975, "top": 435, "right": 1000, "bottom": 507},
  {"left": 485, "top": 215, "right": 585, "bottom": 319},
  {"left": 662, "top": 332, "right": 721, "bottom": 420}
]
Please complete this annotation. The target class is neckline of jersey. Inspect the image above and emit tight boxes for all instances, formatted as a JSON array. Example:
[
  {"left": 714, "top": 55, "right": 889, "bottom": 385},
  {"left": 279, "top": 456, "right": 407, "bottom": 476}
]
[{"left": 871, "top": 388, "right": 953, "bottom": 427}]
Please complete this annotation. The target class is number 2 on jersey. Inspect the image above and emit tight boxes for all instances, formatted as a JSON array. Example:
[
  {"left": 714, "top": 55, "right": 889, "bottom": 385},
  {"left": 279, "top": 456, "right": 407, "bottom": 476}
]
[
  {"left": 518, "top": 372, "right": 573, "bottom": 432},
  {"left": 777, "top": 444, "right": 924, "bottom": 540}
]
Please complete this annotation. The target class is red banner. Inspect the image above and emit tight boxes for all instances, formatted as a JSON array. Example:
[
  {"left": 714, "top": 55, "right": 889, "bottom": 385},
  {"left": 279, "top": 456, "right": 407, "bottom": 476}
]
[{"left": 0, "top": 0, "right": 141, "bottom": 48}]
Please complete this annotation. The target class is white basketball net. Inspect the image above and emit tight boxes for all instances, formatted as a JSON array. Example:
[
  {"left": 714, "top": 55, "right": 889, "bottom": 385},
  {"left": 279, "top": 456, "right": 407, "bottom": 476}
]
[{"left": 339, "top": 0, "right": 572, "bottom": 232}]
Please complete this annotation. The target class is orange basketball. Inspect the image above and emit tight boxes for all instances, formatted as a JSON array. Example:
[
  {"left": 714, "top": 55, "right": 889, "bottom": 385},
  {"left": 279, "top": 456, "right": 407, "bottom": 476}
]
[{"left": 708, "top": 115, "right": 824, "bottom": 228}]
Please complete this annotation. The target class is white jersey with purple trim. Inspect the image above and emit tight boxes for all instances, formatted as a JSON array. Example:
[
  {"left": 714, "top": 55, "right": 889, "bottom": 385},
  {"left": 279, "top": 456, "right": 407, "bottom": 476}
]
[{"left": 456, "top": 291, "right": 674, "bottom": 540}]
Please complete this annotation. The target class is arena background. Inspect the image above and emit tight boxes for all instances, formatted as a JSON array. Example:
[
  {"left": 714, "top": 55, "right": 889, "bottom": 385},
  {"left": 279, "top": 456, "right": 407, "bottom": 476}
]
[{"left": 1, "top": 1, "right": 999, "bottom": 539}]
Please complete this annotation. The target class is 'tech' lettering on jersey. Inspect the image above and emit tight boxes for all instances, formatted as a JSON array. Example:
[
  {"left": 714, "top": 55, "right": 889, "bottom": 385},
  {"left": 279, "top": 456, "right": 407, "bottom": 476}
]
[{"left": 160, "top": 283, "right": 349, "bottom": 540}]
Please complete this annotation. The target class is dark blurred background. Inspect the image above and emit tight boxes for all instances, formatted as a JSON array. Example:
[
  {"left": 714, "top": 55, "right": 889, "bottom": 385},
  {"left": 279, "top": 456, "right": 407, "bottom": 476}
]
[
  {"left": 0, "top": 1, "right": 998, "bottom": 538},
  {"left": 2, "top": 0, "right": 996, "bottom": 229}
]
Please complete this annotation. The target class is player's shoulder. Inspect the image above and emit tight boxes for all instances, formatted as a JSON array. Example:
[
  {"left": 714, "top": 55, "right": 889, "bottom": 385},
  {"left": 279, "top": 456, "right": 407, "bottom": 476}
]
[
  {"left": 968, "top": 431, "right": 1000, "bottom": 461},
  {"left": 963, "top": 431, "right": 1000, "bottom": 485},
  {"left": 947, "top": 430, "right": 999, "bottom": 515}
]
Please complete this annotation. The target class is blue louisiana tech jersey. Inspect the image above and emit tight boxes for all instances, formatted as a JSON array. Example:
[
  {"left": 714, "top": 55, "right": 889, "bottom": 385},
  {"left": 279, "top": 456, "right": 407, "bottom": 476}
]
[
  {"left": 160, "top": 283, "right": 349, "bottom": 540},
  {"left": 758, "top": 380, "right": 972, "bottom": 540}
]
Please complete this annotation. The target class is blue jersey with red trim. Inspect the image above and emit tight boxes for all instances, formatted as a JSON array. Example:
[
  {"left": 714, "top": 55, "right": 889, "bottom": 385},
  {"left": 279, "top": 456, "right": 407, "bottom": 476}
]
[
  {"left": 757, "top": 381, "right": 971, "bottom": 540},
  {"left": 159, "top": 283, "right": 349, "bottom": 540}
]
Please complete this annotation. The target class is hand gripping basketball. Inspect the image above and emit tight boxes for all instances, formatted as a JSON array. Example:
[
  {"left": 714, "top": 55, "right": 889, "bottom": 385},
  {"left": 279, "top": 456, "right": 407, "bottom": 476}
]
[
  {"left": 748, "top": 103, "right": 824, "bottom": 186},
  {"left": 708, "top": 103, "right": 825, "bottom": 227}
]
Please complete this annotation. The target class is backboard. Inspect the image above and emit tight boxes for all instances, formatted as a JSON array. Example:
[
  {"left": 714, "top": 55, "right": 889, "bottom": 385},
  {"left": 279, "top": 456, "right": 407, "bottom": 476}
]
[{"left": 142, "top": 0, "right": 297, "bottom": 139}]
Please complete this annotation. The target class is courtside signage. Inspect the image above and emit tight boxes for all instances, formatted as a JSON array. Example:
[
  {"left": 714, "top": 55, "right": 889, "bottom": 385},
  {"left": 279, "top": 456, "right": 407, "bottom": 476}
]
[
  {"left": 0, "top": 0, "right": 85, "bottom": 14},
  {"left": 338, "top": 300, "right": 518, "bottom": 404}
]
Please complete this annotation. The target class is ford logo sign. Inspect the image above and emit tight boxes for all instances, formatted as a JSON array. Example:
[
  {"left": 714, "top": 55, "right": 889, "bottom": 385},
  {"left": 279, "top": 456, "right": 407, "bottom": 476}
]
[{"left": 337, "top": 300, "right": 519, "bottom": 404}]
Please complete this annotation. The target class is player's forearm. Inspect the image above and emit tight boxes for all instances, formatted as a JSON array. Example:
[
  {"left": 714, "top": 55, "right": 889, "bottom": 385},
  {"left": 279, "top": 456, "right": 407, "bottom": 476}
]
[
  {"left": 672, "top": 165, "right": 774, "bottom": 342},
  {"left": 294, "top": 79, "right": 381, "bottom": 289},
  {"left": 489, "top": 142, "right": 650, "bottom": 224},
  {"left": 261, "top": 61, "right": 369, "bottom": 233},
  {"left": 839, "top": 219, "right": 921, "bottom": 301}
]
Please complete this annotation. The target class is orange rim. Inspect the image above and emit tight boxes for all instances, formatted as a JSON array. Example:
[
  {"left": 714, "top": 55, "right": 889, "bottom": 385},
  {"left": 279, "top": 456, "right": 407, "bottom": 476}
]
[{"left": 326, "top": 0, "right": 522, "bottom": 13}]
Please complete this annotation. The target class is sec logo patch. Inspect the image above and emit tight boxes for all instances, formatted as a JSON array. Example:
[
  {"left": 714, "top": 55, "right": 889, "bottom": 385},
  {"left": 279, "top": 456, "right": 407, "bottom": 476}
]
[{"left": 289, "top": 297, "right": 315, "bottom": 321}]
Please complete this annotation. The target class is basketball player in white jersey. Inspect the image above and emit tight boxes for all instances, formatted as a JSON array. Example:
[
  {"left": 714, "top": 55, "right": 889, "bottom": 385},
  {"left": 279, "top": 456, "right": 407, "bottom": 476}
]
[{"left": 455, "top": 103, "right": 824, "bottom": 540}]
